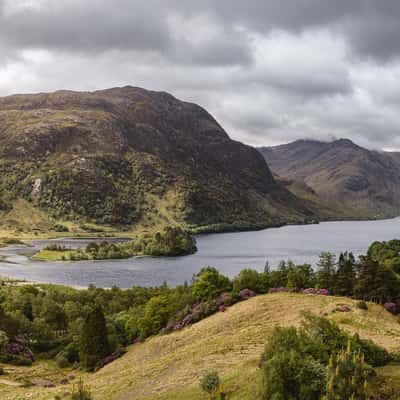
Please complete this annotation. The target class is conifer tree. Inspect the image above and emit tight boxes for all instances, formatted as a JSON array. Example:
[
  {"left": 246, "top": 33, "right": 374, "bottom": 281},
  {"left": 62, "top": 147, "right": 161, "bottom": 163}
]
[
  {"left": 355, "top": 256, "right": 400, "bottom": 303},
  {"left": 317, "top": 252, "right": 337, "bottom": 290},
  {"left": 324, "top": 341, "right": 368, "bottom": 400},
  {"left": 354, "top": 255, "right": 377, "bottom": 301},
  {"left": 79, "top": 305, "right": 110, "bottom": 371},
  {"left": 335, "top": 252, "right": 356, "bottom": 296}
]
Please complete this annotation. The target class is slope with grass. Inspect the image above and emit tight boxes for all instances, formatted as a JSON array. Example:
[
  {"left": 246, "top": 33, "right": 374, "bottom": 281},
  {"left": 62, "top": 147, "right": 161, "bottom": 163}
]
[{"left": 3, "top": 292, "right": 400, "bottom": 400}]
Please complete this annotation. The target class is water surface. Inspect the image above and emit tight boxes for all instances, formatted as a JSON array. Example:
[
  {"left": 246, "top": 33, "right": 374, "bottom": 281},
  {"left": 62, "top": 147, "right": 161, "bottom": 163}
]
[{"left": 0, "top": 218, "right": 399, "bottom": 288}]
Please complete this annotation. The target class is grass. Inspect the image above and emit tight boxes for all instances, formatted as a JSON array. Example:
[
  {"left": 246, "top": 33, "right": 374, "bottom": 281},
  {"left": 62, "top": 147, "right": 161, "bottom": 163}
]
[
  {"left": 0, "top": 198, "right": 135, "bottom": 241},
  {"left": 31, "top": 249, "right": 73, "bottom": 261},
  {"left": 2, "top": 293, "right": 400, "bottom": 400},
  {"left": 0, "top": 360, "right": 83, "bottom": 400},
  {"left": 0, "top": 195, "right": 183, "bottom": 244}
]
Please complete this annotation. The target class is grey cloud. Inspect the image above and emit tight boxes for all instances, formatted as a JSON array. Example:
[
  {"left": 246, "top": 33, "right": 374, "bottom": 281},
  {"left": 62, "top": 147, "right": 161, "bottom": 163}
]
[
  {"left": 175, "top": 0, "right": 400, "bottom": 62},
  {"left": 1, "top": 0, "right": 170, "bottom": 53},
  {"left": 1, "top": 0, "right": 400, "bottom": 150},
  {"left": 3, "top": 1, "right": 400, "bottom": 64},
  {"left": 0, "top": 0, "right": 252, "bottom": 67}
]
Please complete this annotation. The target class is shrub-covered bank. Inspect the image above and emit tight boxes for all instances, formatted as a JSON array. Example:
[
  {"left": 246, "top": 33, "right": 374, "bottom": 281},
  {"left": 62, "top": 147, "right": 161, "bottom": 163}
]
[
  {"left": 33, "top": 226, "right": 197, "bottom": 261},
  {"left": 259, "top": 313, "right": 391, "bottom": 400}
]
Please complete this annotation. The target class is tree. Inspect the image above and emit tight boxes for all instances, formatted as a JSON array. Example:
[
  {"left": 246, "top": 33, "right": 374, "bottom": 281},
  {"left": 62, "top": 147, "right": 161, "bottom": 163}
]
[
  {"left": 79, "top": 305, "right": 110, "bottom": 371},
  {"left": 137, "top": 295, "right": 171, "bottom": 338},
  {"left": 355, "top": 255, "right": 400, "bottom": 303},
  {"left": 192, "top": 267, "right": 232, "bottom": 301},
  {"left": 287, "top": 263, "right": 314, "bottom": 291},
  {"left": 0, "top": 306, "right": 19, "bottom": 337},
  {"left": 41, "top": 297, "right": 67, "bottom": 330},
  {"left": 334, "top": 252, "right": 355, "bottom": 296},
  {"left": 233, "top": 269, "right": 269, "bottom": 293},
  {"left": 324, "top": 342, "right": 369, "bottom": 400},
  {"left": 317, "top": 253, "right": 337, "bottom": 290},
  {"left": 0, "top": 331, "right": 8, "bottom": 352},
  {"left": 267, "top": 261, "right": 289, "bottom": 288}
]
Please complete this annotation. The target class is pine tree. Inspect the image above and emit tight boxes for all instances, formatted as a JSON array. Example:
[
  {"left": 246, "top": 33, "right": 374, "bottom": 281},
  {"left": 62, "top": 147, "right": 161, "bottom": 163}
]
[
  {"left": 317, "top": 252, "right": 337, "bottom": 291},
  {"left": 335, "top": 252, "right": 356, "bottom": 296},
  {"left": 324, "top": 341, "right": 368, "bottom": 400},
  {"left": 354, "top": 255, "right": 377, "bottom": 301},
  {"left": 355, "top": 255, "right": 400, "bottom": 303},
  {"left": 79, "top": 305, "right": 110, "bottom": 371}
]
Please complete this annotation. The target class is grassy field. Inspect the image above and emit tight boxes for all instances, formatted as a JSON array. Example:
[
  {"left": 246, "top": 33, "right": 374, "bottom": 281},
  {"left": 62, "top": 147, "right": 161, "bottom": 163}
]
[
  {"left": 0, "top": 198, "right": 137, "bottom": 241},
  {"left": 31, "top": 249, "right": 74, "bottom": 261},
  {"left": 0, "top": 195, "right": 185, "bottom": 243},
  {"left": 2, "top": 292, "right": 400, "bottom": 400}
]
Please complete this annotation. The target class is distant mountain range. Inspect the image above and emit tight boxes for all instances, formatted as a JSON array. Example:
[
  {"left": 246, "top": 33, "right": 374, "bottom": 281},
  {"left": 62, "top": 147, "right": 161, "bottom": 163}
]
[
  {"left": 259, "top": 139, "right": 400, "bottom": 219},
  {"left": 0, "top": 86, "right": 315, "bottom": 234}
]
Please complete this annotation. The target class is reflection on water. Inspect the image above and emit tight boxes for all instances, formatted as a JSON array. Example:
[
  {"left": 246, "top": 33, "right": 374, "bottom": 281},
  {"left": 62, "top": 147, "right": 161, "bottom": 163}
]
[{"left": 0, "top": 218, "right": 399, "bottom": 288}]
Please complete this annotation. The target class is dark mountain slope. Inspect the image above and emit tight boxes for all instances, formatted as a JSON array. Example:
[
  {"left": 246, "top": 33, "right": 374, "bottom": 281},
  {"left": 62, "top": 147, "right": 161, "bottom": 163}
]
[
  {"left": 259, "top": 139, "right": 400, "bottom": 219},
  {"left": 0, "top": 87, "right": 314, "bottom": 233}
]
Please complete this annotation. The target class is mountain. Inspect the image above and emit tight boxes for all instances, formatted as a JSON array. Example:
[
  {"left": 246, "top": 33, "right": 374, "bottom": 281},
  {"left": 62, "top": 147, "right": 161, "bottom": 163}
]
[
  {"left": 259, "top": 139, "right": 400, "bottom": 219},
  {"left": 0, "top": 87, "right": 314, "bottom": 234}
]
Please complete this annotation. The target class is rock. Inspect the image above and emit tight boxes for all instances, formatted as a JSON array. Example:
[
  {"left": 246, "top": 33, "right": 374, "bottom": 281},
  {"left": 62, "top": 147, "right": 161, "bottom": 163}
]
[{"left": 31, "top": 378, "right": 55, "bottom": 388}]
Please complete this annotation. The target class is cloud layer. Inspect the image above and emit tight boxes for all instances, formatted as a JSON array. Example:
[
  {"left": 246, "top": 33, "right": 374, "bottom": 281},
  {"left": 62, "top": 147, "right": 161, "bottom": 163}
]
[{"left": 1, "top": 0, "right": 400, "bottom": 149}]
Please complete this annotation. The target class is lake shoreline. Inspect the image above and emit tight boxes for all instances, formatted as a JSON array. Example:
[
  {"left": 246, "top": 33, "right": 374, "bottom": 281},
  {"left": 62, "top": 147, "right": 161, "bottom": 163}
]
[{"left": 0, "top": 217, "right": 399, "bottom": 289}]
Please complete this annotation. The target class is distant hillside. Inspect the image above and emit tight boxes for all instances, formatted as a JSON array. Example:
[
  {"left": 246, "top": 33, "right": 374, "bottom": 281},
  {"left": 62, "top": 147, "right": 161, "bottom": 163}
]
[
  {"left": 259, "top": 139, "right": 400, "bottom": 219},
  {"left": 0, "top": 87, "right": 315, "bottom": 234}
]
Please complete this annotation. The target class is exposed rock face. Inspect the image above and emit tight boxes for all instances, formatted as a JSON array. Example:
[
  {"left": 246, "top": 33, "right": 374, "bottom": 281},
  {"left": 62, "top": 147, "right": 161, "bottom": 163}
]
[
  {"left": 259, "top": 139, "right": 400, "bottom": 218},
  {"left": 0, "top": 87, "right": 314, "bottom": 230}
]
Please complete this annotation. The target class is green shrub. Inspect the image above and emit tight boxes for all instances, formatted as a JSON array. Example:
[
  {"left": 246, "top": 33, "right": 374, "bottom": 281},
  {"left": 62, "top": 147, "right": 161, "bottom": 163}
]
[
  {"left": 200, "top": 371, "right": 220, "bottom": 399},
  {"left": 53, "top": 224, "right": 69, "bottom": 232},
  {"left": 260, "top": 349, "right": 325, "bottom": 400},
  {"left": 0, "top": 354, "right": 33, "bottom": 366},
  {"left": 357, "top": 301, "right": 368, "bottom": 310},
  {"left": 352, "top": 334, "right": 390, "bottom": 367},
  {"left": 259, "top": 314, "right": 388, "bottom": 400}
]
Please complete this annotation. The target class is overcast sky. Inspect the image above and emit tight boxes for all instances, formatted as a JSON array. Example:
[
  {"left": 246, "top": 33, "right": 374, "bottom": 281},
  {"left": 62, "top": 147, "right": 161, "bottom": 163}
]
[{"left": 2, "top": 1, "right": 400, "bottom": 149}]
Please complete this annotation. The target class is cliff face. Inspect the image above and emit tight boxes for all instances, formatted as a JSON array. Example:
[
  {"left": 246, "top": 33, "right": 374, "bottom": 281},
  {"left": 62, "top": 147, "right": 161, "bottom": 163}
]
[{"left": 0, "top": 87, "right": 314, "bottom": 231}]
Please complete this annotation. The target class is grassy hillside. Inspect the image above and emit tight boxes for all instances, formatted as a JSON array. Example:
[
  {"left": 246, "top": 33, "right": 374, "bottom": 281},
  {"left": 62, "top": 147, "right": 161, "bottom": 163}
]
[{"left": 2, "top": 292, "right": 400, "bottom": 400}]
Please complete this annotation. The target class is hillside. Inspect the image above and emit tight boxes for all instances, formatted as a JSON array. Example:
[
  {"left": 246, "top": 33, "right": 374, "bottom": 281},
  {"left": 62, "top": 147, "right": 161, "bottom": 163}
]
[
  {"left": 0, "top": 87, "right": 315, "bottom": 235},
  {"left": 259, "top": 139, "right": 400, "bottom": 219},
  {"left": 2, "top": 292, "right": 400, "bottom": 400}
]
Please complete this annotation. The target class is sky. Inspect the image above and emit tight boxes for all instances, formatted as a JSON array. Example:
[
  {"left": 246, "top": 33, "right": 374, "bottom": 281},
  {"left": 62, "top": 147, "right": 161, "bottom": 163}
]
[{"left": 1, "top": 1, "right": 400, "bottom": 150}]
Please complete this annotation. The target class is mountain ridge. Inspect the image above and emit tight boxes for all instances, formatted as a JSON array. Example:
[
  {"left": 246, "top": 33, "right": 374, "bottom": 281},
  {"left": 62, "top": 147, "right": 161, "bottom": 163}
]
[
  {"left": 259, "top": 138, "right": 400, "bottom": 219},
  {"left": 0, "top": 86, "right": 315, "bottom": 234}
]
